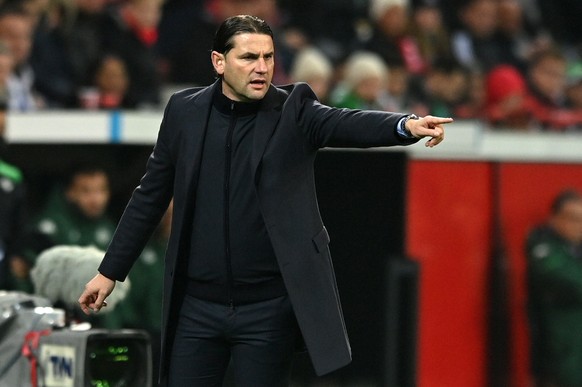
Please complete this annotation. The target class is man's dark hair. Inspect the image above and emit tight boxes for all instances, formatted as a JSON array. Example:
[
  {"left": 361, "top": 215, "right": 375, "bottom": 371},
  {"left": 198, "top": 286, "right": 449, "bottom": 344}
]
[
  {"left": 551, "top": 189, "right": 582, "bottom": 215},
  {"left": 64, "top": 163, "right": 108, "bottom": 189},
  {"left": 212, "top": 15, "right": 273, "bottom": 55}
]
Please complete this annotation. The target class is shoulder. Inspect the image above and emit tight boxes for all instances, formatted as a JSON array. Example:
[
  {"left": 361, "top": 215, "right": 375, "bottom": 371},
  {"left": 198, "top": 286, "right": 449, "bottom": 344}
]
[
  {"left": 164, "top": 80, "right": 222, "bottom": 112},
  {"left": 265, "top": 83, "right": 319, "bottom": 114},
  {"left": 168, "top": 84, "right": 213, "bottom": 106},
  {"left": 276, "top": 82, "right": 318, "bottom": 101}
]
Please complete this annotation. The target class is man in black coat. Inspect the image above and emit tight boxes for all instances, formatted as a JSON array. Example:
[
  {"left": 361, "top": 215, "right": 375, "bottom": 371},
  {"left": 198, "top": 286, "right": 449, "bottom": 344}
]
[{"left": 79, "top": 15, "right": 452, "bottom": 386}]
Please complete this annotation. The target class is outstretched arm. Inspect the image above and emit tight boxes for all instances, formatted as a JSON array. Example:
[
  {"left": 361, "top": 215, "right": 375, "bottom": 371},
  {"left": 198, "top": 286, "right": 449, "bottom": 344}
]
[
  {"left": 78, "top": 273, "right": 116, "bottom": 315},
  {"left": 405, "top": 115, "right": 452, "bottom": 148}
]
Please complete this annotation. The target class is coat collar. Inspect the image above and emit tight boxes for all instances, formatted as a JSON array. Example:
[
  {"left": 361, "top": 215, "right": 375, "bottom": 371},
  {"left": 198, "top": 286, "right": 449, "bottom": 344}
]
[{"left": 190, "top": 79, "right": 285, "bottom": 181}]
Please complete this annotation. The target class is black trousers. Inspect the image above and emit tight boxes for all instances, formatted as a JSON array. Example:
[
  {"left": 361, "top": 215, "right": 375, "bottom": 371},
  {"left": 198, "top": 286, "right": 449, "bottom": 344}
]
[{"left": 167, "top": 294, "right": 299, "bottom": 387}]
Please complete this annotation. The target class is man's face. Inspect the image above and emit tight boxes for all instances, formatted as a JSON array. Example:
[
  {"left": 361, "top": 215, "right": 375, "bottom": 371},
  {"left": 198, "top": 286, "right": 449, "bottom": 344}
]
[
  {"left": 212, "top": 33, "right": 274, "bottom": 102},
  {"left": 95, "top": 56, "right": 129, "bottom": 95},
  {"left": 530, "top": 57, "right": 567, "bottom": 102},
  {"left": 0, "top": 15, "right": 33, "bottom": 66},
  {"left": 66, "top": 172, "right": 110, "bottom": 219},
  {"left": 552, "top": 200, "right": 582, "bottom": 244}
]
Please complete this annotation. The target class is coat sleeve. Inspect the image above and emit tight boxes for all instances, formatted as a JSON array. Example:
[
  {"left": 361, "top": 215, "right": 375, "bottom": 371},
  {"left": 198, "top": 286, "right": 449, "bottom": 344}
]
[
  {"left": 98, "top": 97, "right": 176, "bottom": 281},
  {"left": 292, "top": 84, "right": 418, "bottom": 149}
]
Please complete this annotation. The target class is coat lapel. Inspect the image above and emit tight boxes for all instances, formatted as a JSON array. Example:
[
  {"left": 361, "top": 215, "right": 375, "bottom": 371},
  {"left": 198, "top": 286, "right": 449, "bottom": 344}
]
[
  {"left": 181, "top": 81, "right": 219, "bottom": 198},
  {"left": 251, "top": 85, "right": 284, "bottom": 179}
]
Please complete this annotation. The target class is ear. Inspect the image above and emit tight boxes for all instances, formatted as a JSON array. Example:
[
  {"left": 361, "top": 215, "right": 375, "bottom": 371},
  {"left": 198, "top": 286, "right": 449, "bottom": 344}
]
[{"left": 211, "top": 51, "right": 225, "bottom": 76}]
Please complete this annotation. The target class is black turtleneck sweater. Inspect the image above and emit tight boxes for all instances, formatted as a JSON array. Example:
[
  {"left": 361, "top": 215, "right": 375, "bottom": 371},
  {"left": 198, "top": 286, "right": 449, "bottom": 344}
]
[{"left": 186, "top": 88, "right": 286, "bottom": 305}]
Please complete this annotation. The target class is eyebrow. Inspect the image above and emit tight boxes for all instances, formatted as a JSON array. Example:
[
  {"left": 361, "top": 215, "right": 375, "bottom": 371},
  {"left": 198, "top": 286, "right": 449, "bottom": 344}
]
[{"left": 239, "top": 51, "right": 274, "bottom": 59}]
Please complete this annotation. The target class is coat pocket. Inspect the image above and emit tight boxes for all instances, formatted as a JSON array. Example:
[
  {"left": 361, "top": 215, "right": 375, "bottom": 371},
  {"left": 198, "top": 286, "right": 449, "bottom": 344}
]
[{"left": 312, "top": 226, "right": 330, "bottom": 253}]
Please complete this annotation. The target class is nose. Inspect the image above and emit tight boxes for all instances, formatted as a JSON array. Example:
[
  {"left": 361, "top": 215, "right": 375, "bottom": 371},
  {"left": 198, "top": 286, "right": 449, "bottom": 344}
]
[{"left": 256, "top": 57, "right": 268, "bottom": 74}]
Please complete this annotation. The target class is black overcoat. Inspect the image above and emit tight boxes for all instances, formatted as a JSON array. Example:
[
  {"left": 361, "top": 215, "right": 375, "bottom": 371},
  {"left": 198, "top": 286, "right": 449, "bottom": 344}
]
[{"left": 98, "top": 80, "right": 416, "bottom": 382}]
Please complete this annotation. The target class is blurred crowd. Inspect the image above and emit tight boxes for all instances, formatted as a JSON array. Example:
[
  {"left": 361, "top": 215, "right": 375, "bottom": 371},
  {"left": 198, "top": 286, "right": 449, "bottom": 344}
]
[{"left": 0, "top": 0, "right": 581, "bottom": 131}]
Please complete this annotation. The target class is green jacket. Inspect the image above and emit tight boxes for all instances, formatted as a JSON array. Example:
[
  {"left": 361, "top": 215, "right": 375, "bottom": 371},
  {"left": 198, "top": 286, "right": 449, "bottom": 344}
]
[
  {"left": 19, "top": 189, "right": 116, "bottom": 293},
  {"left": 526, "top": 225, "right": 582, "bottom": 387},
  {"left": 33, "top": 189, "right": 116, "bottom": 251}
]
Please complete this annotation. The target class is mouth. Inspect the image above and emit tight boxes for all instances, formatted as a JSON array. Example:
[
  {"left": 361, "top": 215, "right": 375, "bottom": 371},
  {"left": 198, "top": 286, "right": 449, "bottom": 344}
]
[{"left": 250, "top": 79, "right": 267, "bottom": 88}]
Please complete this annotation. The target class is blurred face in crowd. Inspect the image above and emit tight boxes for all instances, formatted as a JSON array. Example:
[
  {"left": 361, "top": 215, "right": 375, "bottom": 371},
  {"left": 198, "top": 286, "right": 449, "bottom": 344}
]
[
  {"left": 0, "top": 15, "right": 33, "bottom": 67},
  {"left": 95, "top": 56, "right": 129, "bottom": 96},
  {"left": 127, "top": 0, "right": 163, "bottom": 28},
  {"left": 461, "top": 0, "right": 498, "bottom": 38},
  {"left": 212, "top": 33, "right": 274, "bottom": 102},
  {"left": 497, "top": 0, "right": 523, "bottom": 35},
  {"left": 66, "top": 171, "right": 110, "bottom": 219},
  {"left": 530, "top": 55, "right": 567, "bottom": 103},
  {"left": 413, "top": 5, "right": 443, "bottom": 34},
  {"left": 428, "top": 70, "right": 468, "bottom": 104},
  {"left": 551, "top": 199, "right": 582, "bottom": 244},
  {"left": 378, "top": 5, "right": 408, "bottom": 38}
]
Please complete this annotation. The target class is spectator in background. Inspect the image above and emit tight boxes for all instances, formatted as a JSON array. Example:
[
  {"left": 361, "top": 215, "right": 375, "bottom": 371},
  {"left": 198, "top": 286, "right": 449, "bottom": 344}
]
[
  {"left": 379, "top": 62, "right": 411, "bottom": 112},
  {"left": 485, "top": 64, "right": 532, "bottom": 130},
  {"left": 18, "top": 164, "right": 116, "bottom": 310},
  {"left": 88, "top": 54, "right": 134, "bottom": 109},
  {"left": 330, "top": 51, "right": 388, "bottom": 111},
  {"left": 408, "top": 58, "right": 470, "bottom": 117},
  {"left": 451, "top": 0, "right": 517, "bottom": 73},
  {"left": 67, "top": 0, "right": 109, "bottom": 95},
  {"left": 0, "top": 5, "right": 41, "bottom": 111},
  {"left": 495, "top": 0, "right": 549, "bottom": 72},
  {"left": 484, "top": 60, "right": 582, "bottom": 131},
  {"left": 24, "top": 165, "right": 117, "bottom": 289},
  {"left": 526, "top": 189, "right": 582, "bottom": 387},
  {"left": 289, "top": 46, "right": 333, "bottom": 103},
  {"left": 527, "top": 48, "right": 569, "bottom": 110},
  {"left": 362, "top": 0, "right": 426, "bottom": 75},
  {"left": 526, "top": 48, "right": 582, "bottom": 131},
  {"left": 30, "top": 0, "right": 78, "bottom": 107},
  {"left": 101, "top": 0, "right": 164, "bottom": 109},
  {"left": 455, "top": 68, "right": 486, "bottom": 120},
  {"left": 0, "top": 100, "right": 28, "bottom": 291},
  {"left": 409, "top": 0, "right": 452, "bottom": 69}
]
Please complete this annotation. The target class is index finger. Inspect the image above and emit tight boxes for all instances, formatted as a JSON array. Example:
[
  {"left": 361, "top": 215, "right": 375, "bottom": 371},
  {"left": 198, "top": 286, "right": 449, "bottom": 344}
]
[{"left": 425, "top": 116, "right": 454, "bottom": 125}]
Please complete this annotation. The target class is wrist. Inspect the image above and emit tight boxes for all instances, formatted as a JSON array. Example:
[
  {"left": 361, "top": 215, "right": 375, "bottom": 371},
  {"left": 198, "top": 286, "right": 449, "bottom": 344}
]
[{"left": 403, "top": 114, "right": 420, "bottom": 137}]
